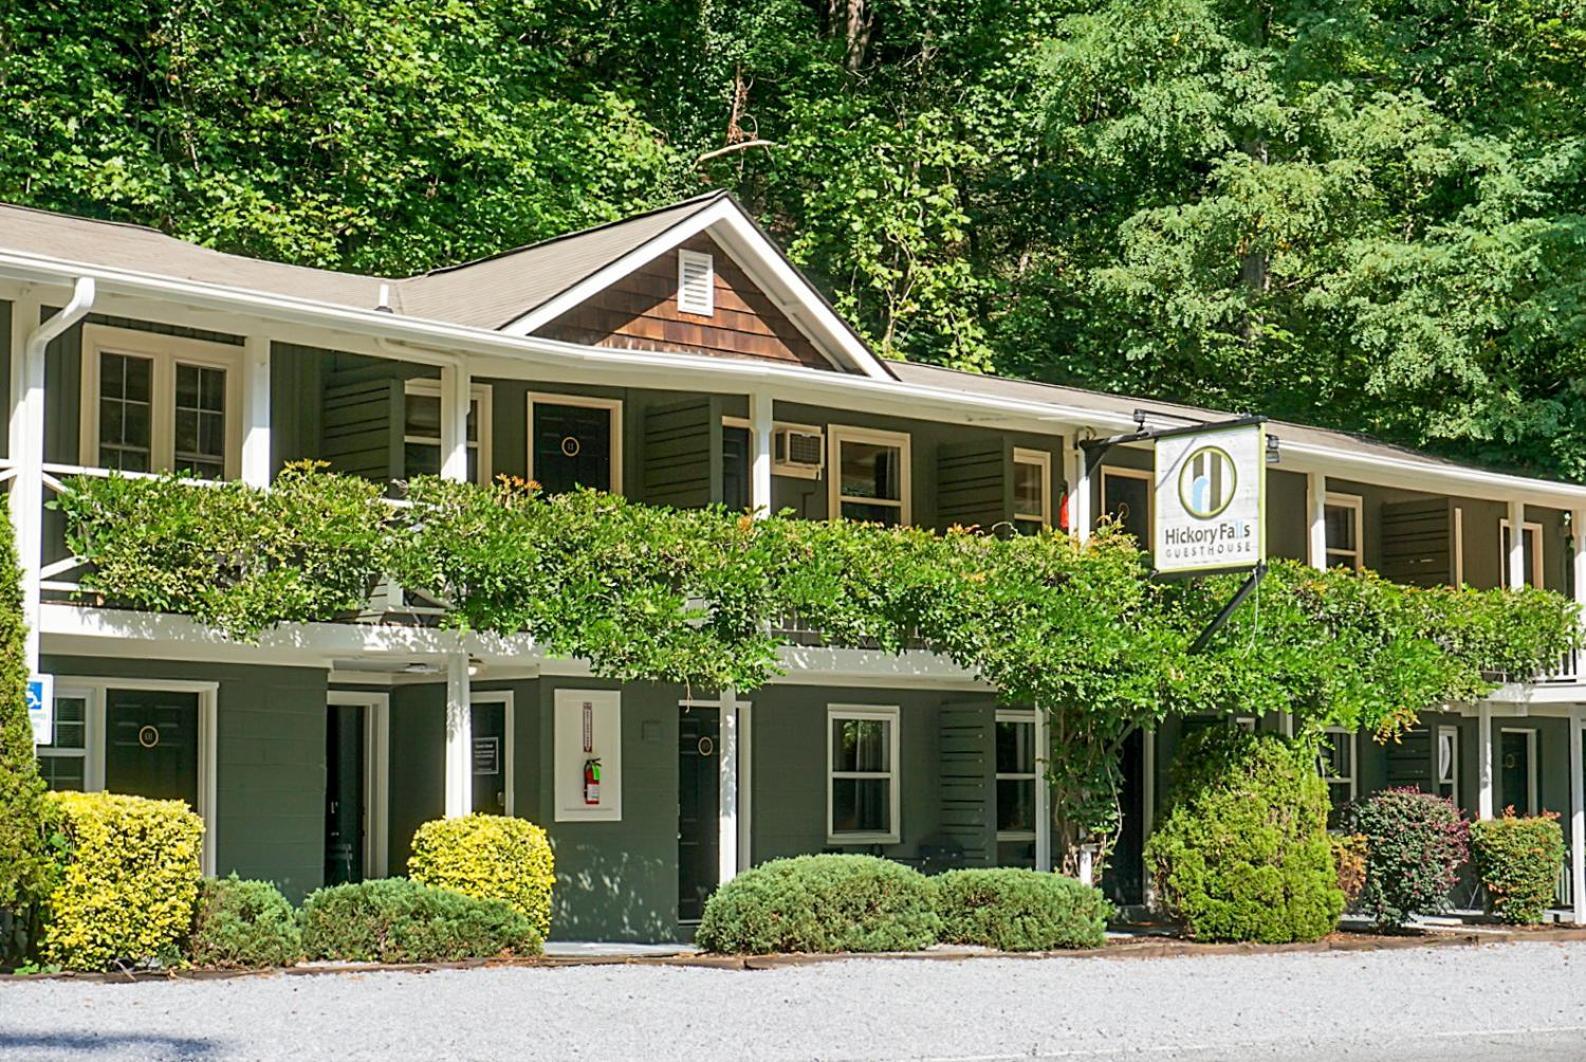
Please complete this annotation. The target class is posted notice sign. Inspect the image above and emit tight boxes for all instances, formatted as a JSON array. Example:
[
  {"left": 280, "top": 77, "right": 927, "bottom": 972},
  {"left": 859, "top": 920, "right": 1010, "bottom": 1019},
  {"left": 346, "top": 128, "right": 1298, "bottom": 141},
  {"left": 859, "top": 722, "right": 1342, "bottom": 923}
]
[
  {"left": 1153, "top": 422, "right": 1266, "bottom": 574},
  {"left": 27, "top": 673, "right": 54, "bottom": 746}
]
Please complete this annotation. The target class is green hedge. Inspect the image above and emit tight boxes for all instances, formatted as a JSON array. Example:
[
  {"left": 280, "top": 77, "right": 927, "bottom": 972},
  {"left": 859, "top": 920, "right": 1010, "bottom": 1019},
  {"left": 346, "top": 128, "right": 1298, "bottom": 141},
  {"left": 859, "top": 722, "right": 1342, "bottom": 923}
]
[
  {"left": 1144, "top": 727, "right": 1344, "bottom": 943},
  {"left": 696, "top": 854, "right": 941, "bottom": 954},
  {"left": 935, "top": 868, "right": 1109, "bottom": 951},
  {"left": 1342, "top": 787, "right": 1469, "bottom": 928},
  {"left": 299, "top": 878, "right": 542, "bottom": 963},
  {"left": 409, "top": 814, "right": 555, "bottom": 939},
  {"left": 1471, "top": 812, "right": 1565, "bottom": 925},
  {"left": 42, "top": 791, "right": 204, "bottom": 970},
  {"left": 188, "top": 875, "right": 302, "bottom": 969}
]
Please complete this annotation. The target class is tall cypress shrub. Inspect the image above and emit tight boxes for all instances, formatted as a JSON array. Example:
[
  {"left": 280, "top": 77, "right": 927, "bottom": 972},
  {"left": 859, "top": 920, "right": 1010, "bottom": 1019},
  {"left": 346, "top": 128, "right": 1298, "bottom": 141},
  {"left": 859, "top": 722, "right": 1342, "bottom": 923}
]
[{"left": 0, "top": 496, "right": 58, "bottom": 959}]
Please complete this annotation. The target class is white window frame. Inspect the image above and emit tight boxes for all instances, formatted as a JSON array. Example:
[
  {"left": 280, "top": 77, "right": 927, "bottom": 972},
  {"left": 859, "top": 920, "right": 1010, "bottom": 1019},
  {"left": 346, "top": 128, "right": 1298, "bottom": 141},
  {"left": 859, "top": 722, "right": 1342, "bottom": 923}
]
[
  {"left": 403, "top": 379, "right": 493, "bottom": 486},
  {"left": 827, "top": 704, "right": 901, "bottom": 845},
  {"left": 1324, "top": 492, "right": 1364, "bottom": 571},
  {"left": 326, "top": 690, "right": 391, "bottom": 879},
  {"left": 1234, "top": 716, "right": 1258, "bottom": 733},
  {"left": 1012, "top": 448, "right": 1052, "bottom": 529},
  {"left": 1500, "top": 727, "right": 1539, "bottom": 816},
  {"left": 470, "top": 689, "right": 515, "bottom": 818},
  {"left": 1499, "top": 518, "right": 1545, "bottom": 589},
  {"left": 1436, "top": 723, "right": 1460, "bottom": 803},
  {"left": 526, "top": 392, "right": 624, "bottom": 495},
  {"left": 35, "top": 689, "right": 94, "bottom": 792},
  {"left": 995, "top": 708, "right": 1038, "bottom": 843},
  {"left": 80, "top": 324, "right": 243, "bottom": 479},
  {"left": 1453, "top": 506, "right": 1465, "bottom": 586},
  {"left": 1319, "top": 726, "right": 1357, "bottom": 804},
  {"left": 677, "top": 248, "right": 715, "bottom": 316},
  {"left": 1098, "top": 465, "right": 1151, "bottom": 539},
  {"left": 828, "top": 425, "right": 912, "bottom": 526},
  {"left": 41, "top": 679, "right": 219, "bottom": 874}
]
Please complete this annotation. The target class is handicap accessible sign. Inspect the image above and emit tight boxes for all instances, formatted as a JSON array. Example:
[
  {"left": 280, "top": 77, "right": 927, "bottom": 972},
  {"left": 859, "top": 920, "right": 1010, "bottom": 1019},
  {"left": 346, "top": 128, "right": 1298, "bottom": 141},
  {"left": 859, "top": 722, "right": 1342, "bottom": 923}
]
[{"left": 27, "top": 673, "right": 53, "bottom": 746}]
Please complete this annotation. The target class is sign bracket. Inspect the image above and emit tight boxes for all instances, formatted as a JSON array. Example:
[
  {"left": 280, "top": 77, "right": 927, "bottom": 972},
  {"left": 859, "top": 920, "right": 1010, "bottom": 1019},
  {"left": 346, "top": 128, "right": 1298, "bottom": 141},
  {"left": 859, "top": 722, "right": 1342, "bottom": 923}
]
[{"left": 1189, "top": 562, "right": 1267, "bottom": 654}]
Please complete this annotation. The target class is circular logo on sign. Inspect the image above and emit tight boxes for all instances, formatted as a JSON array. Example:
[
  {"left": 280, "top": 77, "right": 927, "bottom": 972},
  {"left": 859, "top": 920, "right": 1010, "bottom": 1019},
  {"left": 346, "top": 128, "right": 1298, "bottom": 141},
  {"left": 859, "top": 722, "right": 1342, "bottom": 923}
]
[
  {"left": 137, "top": 725, "right": 161, "bottom": 749},
  {"left": 697, "top": 736, "right": 714, "bottom": 757},
  {"left": 560, "top": 436, "right": 582, "bottom": 458},
  {"left": 1178, "top": 445, "right": 1238, "bottom": 519}
]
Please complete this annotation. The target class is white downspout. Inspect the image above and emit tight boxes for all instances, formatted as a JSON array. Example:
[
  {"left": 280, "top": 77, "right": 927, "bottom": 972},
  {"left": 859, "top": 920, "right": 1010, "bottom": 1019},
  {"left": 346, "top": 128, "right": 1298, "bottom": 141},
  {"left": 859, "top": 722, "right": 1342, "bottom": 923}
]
[{"left": 15, "top": 278, "right": 95, "bottom": 678}]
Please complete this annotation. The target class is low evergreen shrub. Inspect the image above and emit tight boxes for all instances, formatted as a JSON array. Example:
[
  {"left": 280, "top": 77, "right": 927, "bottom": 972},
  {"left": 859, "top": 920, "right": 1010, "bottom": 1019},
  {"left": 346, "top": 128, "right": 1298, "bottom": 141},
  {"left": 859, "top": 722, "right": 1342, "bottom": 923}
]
[
  {"left": 1342, "top": 787, "right": 1469, "bottom": 928},
  {"left": 299, "top": 878, "right": 541, "bottom": 963},
  {"left": 409, "top": 814, "right": 555, "bottom": 938},
  {"left": 935, "top": 868, "right": 1109, "bottom": 951},
  {"left": 695, "top": 854, "right": 941, "bottom": 954},
  {"left": 1470, "top": 811, "right": 1565, "bottom": 925},
  {"left": 41, "top": 791, "right": 204, "bottom": 970},
  {"left": 188, "top": 875, "right": 303, "bottom": 968},
  {"left": 1144, "top": 727, "right": 1344, "bottom": 943}
]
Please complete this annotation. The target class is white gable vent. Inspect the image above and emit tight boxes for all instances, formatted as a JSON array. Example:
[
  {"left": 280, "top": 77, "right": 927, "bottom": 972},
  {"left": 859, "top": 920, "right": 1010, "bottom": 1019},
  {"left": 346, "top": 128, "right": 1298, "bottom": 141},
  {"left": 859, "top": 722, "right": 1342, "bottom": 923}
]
[{"left": 677, "top": 249, "right": 714, "bottom": 316}]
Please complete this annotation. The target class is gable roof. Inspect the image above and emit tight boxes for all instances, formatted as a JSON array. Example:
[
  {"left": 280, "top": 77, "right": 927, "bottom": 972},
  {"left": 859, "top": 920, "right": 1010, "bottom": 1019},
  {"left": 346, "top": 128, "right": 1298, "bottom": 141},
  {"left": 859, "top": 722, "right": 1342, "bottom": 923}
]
[{"left": 0, "top": 193, "right": 895, "bottom": 380}]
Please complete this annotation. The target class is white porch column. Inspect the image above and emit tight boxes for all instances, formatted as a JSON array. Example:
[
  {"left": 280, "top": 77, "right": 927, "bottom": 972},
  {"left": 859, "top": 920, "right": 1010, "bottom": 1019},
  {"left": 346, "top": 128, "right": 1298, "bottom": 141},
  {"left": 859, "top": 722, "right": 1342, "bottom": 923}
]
[
  {"left": 439, "top": 363, "right": 470, "bottom": 483},
  {"left": 749, "top": 392, "right": 773, "bottom": 516},
  {"left": 1507, "top": 499, "right": 1526, "bottom": 589},
  {"left": 1034, "top": 709, "right": 1052, "bottom": 872},
  {"left": 1072, "top": 443, "right": 1093, "bottom": 544},
  {"left": 443, "top": 652, "right": 472, "bottom": 818},
  {"left": 240, "top": 336, "right": 272, "bottom": 488},
  {"left": 1306, "top": 472, "right": 1327, "bottom": 570},
  {"left": 718, "top": 687, "right": 739, "bottom": 885},
  {"left": 1569, "top": 707, "right": 1585, "bottom": 924},
  {"left": 1478, "top": 702, "right": 1494, "bottom": 820}
]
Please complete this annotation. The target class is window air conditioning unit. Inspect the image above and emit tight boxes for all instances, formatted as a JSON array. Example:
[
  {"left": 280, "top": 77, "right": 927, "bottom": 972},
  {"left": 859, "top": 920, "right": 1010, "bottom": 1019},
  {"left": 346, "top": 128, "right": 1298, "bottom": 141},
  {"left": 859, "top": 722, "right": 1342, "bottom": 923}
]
[{"left": 773, "top": 427, "right": 824, "bottom": 479}]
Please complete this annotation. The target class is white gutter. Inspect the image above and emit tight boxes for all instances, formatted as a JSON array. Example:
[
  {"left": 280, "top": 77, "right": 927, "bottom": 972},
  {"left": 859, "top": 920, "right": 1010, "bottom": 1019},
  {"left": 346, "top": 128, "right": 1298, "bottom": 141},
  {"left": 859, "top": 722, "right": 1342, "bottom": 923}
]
[{"left": 5, "top": 250, "right": 1586, "bottom": 506}]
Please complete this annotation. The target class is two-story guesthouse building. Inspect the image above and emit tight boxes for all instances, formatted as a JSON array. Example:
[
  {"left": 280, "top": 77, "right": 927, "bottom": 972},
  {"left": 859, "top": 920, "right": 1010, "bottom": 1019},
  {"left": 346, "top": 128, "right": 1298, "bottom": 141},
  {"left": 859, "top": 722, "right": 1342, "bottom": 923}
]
[{"left": 4, "top": 192, "right": 1585, "bottom": 938}]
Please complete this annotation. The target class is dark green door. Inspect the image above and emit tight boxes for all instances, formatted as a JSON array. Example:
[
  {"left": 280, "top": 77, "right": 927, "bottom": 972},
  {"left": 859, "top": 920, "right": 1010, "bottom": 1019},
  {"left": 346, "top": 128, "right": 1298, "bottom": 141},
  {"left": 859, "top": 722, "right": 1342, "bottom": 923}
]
[
  {"left": 471, "top": 700, "right": 507, "bottom": 817},
  {"left": 1500, "top": 730, "right": 1536, "bottom": 816},
  {"left": 678, "top": 707, "right": 720, "bottom": 922},
  {"left": 105, "top": 689, "right": 198, "bottom": 807},
  {"left": 324, "top": 704, "right": 365, "bottom": 886},
  {"left": 533, "top": 402, "right": 614, "bottom": 495}
]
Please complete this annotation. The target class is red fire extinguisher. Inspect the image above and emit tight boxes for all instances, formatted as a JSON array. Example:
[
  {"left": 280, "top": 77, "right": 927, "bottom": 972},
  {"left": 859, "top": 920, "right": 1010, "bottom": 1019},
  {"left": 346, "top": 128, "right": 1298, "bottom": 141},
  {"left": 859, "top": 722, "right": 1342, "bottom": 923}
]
[{"left": 583, "top": 758, "right": 602, "bottom": 805}]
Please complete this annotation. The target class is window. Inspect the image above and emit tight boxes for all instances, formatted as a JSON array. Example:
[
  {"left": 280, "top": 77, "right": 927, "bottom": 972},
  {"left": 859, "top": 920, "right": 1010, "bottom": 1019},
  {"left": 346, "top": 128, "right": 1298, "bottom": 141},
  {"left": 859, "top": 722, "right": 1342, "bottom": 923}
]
[
  {"left": 1500, "top": 728, "right": 1538, "bottom": 816},
  {"left": 829, "top": 426, "right": 911, "bottom": 526},
  {"left": 403, "top": 380, "right": 493, "bottom": 485},
  {"left": 81, "top": 325, "right": 241, "bottom": 478},
  {"left": 527, "top": 394, "right": 623, "bottom": 496},
  {"left": 1012, "top": 449, "right": 1052, "bottom": 534},
  {"left": 37, "top": 693, "right": 90, "bottom": 792},
  {"left": 1436, "top": 725, "right": 1460, "bottom": 803},
  {"left": 1099, "top": 466, "right": 1151, "bottom": 545},
  {"left": 1234, "top": 716, "right": 1258, "bottom": 733},
  {"left": 1499, "top": 519, "right": 1545, "bottom": 589},
  {"left": 996, "top": 710, "right": 1038, "bottom": 841},
  {"left": 828, "top": 705, "right": 899, "bottom": 843},
  {"left": 1324, "top": 492, "right": 1363, "bottom": 571},
  {"left": 677, "top": 249, "right": 715, "bottom": 316},
  {"left": 1318, "top": 727, "right": 1356, "bottom": 822}
]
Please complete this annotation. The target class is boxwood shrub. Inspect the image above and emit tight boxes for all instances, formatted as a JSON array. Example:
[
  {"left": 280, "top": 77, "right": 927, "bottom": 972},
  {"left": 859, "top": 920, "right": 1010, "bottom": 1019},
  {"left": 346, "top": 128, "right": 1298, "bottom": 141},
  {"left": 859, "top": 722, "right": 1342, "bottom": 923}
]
[
  {"left": 1341, "top": 787, "right": 1469, "bottom": 928},
  {"left": 1144, "top": 727, "right": 1344, "bottom": 943},
  {"left": 695, "top": 854, "right": 941, "bottom": 954},
  {"left": 299, "top": 878, "right": 541, "bottom": 963},
  {"left": 188, "top": 875, "right": 303, "bottom": 969},
  {"left": 409, "top": 814, "right": 555, "bottom": 938},
  {"left": 42, "top": 791, "right": 204, "bottom": 970},
  {"left": 936, "top": 868, "right": 1109, "bottom": 951},
  {"left": 1470, "top": 811, "right": 1565, "bottom": 925}
]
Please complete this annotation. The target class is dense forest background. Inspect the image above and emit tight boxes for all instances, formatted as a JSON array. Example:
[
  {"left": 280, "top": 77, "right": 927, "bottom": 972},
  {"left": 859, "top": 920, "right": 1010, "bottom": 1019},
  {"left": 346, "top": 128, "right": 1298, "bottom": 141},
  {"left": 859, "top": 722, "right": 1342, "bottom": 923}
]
[{"left": 3, "top": 1, "right": 1584, "bottom": 475}]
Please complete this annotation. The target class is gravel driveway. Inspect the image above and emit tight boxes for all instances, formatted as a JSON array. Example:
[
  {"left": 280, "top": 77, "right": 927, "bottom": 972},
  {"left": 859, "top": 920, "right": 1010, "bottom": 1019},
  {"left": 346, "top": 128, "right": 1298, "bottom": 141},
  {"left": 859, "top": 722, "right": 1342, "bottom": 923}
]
[{"left": 3, "top": 941, "right": 1584, "bottom": 1061}]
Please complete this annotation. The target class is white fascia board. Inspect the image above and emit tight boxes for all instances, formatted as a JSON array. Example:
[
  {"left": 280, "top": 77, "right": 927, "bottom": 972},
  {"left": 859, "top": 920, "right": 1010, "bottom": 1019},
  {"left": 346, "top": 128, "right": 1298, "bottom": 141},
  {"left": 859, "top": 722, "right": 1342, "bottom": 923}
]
[
  {"left": 6, "top": 250, "right": 1586, "bottom": 505},
  {"left": 498, "top": 198, "right": 892, "bottom": 381},
  {"left": 1480, "top": 680, "right": 1586, "bottom": 707}
]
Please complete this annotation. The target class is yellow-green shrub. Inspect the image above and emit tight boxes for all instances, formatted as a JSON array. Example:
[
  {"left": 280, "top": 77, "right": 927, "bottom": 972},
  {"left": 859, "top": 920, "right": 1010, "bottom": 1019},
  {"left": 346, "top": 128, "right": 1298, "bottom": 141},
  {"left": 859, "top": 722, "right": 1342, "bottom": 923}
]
[
  {"left": 1470, "top": 811, "right": 1565, "bottom": 925},
  {"left": 408, "top": 814, "right": 555, "bottom": 938},
  {"left": 42, "top": 791, "right": 204, "bottom": 970}
]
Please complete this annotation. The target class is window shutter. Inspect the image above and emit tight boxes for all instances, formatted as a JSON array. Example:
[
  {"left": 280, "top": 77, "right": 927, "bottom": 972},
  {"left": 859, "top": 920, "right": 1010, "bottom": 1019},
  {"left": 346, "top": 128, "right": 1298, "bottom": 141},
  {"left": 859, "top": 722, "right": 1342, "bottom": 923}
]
[{"left": 677, "top": 249, "right": 714, "bottom": 315}]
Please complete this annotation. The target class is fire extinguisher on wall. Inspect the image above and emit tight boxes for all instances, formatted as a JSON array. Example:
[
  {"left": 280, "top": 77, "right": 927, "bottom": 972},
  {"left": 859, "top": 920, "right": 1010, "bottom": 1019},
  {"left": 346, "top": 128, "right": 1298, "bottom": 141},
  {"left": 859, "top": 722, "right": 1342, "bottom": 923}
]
[{"left": 583, "top": 758, "right": 602, "bottom": 805}]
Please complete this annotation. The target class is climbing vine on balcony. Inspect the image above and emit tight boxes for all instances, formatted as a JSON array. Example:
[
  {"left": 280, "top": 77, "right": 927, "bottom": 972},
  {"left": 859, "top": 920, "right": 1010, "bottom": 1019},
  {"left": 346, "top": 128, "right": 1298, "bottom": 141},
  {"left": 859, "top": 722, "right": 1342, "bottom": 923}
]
[{"left": 54, "top": 465, "right": 1582, "bottom": 872}]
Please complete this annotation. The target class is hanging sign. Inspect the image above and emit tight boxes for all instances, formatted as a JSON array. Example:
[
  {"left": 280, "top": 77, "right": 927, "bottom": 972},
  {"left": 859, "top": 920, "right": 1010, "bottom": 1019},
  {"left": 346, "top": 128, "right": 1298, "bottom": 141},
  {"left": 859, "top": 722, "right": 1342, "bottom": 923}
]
[
  {"left": 27, "top": 674, "right": 53, "bottom": 746},
  {"left": 1153, "top": 421, "right": 1266, "bottom": 574}
]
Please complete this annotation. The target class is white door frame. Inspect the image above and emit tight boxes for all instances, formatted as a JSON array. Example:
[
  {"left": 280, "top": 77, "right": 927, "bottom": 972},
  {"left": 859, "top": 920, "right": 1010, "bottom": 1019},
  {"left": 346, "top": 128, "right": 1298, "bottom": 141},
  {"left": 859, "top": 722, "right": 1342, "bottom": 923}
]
[{"left": 327, "top": 690, "right": 390, "bottom": 879}]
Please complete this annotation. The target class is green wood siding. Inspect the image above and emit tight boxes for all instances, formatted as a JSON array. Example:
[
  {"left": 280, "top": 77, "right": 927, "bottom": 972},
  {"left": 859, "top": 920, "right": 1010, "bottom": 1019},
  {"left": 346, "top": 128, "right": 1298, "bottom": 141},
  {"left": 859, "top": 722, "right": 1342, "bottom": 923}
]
[
  {"left": 937, "top": 441, "right": 1008, "bottom": 532},
  {"left": 642, "top": 397, "right": 718, "bottom": 508},
  {"left": 321, "top": 375, "right": 402, "bottom": 481},
  {"left": 937, "top": 703, "right": 994, "bottom": 865}
]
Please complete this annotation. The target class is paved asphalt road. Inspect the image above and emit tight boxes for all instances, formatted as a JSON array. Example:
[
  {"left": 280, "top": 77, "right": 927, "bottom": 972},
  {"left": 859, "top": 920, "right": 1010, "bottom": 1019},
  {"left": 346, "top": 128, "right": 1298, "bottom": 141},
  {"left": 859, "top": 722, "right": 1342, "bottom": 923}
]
[{"left": 2, "top": 940, "right": 1583, "bottom": 1061}]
